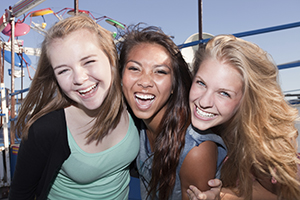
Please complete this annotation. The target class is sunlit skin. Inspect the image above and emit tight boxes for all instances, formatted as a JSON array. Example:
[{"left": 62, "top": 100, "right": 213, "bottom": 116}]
[
  {"left": 122, "top": 43, "right": 173, "bottom": 141},
  {"left": 189, "top": 59, "right": 243, "bottom": 131},
  {"left": 49, "top": 29, "right": 112, "bottom": 116},
  {"left": 48, "top": 29, "right": 129, "bottom": 154},
  {"left": 49, "top": 29, "right": 128, "bottom": 153}
]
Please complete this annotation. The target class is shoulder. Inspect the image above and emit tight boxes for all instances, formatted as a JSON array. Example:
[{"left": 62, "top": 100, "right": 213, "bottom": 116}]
[
  {"left": 180, "top": 141, "right": 218, "bottom": 191},
  {"left": 29, "top": 109, "right": 67, "bottom": 142},
  {"left": 34, "top": 109, "right": 65, "bottom": 125},
  {"left": 20, "top": 109, "right": 69, "bottom": 159},
  {"left": 186, "top": 140, "right": 218, "bottom": 161},
  {"left": 186, "top": 125, "right": 226, "bottom": 151},
  {"left": 32, "top": 109, "right": 66, "bottom": 130}
]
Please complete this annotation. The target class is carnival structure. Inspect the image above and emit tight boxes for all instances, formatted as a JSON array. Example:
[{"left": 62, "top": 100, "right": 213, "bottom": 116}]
[{"left": 0, "top": 0, "right": 299, "bottom": 199}]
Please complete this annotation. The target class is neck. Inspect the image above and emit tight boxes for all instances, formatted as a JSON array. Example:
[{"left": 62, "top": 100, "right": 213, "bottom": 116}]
[
  {"left": 76, "top": 103, "right": 101, "bottom": 118},
  {"left": 141, "top": 101, "right": 168, "bottom": 151},
  {"left": 143, "top": 108, "right": 167, "bottom": 151},
  {"left": 145, "top": 126, "right": 157, "bottom": 152},
  {"left": 64, "top": 105, "right": 97, "bottom": 133}
]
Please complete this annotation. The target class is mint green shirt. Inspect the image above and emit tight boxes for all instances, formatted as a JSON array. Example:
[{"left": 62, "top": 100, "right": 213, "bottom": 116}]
[{"left": 48, "top": 114, "right": 139, "bottom": 199}]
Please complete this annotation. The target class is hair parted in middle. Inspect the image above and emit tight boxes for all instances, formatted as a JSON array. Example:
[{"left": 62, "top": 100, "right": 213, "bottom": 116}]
[{"left": 118, "top": 24, "right": 192, "bottom": 199}]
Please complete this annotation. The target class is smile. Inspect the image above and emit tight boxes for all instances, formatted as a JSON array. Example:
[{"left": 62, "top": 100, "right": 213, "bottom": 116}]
[
  {"left": 78, "top": 83, "right": 98, "bottom": 96},
  {"left": 196, "top": 106, "right": 215, "bottom": 118},
  {"left": 135, "top": 93, "right": 155, "bottom": 108}
]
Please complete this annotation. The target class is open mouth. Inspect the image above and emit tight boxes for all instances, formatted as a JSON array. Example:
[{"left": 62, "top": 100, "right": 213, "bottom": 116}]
[
  {"left": 196, "top": 105, "right": 216, "bottom": 118},
  {"left": 135, "top": 93, "right": 155, "bottom": 107},
  {"left": 78, "top": 83, "right": 98, "bottom": 96}
]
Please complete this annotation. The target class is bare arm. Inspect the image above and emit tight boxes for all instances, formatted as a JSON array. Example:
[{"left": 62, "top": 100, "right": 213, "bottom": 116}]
[
  {"left": 180, "top": 141, "right": 218, "bottom": 200},
  {"left": 187, "top": 180, "right": 278, "bottom": 200}
]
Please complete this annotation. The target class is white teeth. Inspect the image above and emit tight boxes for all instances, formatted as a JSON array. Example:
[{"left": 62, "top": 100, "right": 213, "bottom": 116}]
[
  {"left": 135, "top": 94, "right": 155, "bottom": 100},
  {"left": 196, "top": 106, "right": 215, "bottom": 118},
  {"left": 78, "top": 84, "right": 97, "bottom": 95}
]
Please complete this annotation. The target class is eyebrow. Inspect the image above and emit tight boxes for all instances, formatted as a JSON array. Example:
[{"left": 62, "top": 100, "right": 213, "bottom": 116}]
[
  {"left": 81, "top": 54, "right": 97, "bottom": 62},
  {"left": 53, "top": 54, "right": 97, "bottom": 70},
  {"left": 126, "top": 59, "right": 171, "bottom": 69},
  {"left": 195, "top": 75, "right": 239, "bottom": 95},
  {"left": 53, "top": 65, "right": 66, "bottom": 71},
  {"left": 126, "top": 60, "right": 141, "bottom": 66}
]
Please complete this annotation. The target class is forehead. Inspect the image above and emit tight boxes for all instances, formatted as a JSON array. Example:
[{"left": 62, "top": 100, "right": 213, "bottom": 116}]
[
  {"left": 127, "top": 43, "right": 171, "bottom": 64},
  {"left": 49, "top": 29, "right": 98, "bottom": 49},
  {"left": 130, "top": 42, "right": 168, "bottom": 55},
  {"left": 198, "top": 59, "right": 243, "bottom": 90},
  {"left": 48, "top": 29, "right": 108, "bottom": 66}
]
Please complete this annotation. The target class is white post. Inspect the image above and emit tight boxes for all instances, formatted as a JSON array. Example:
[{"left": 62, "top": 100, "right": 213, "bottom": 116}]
[{"left": 1, "top": 83, "right": 11, "bottom": 185}]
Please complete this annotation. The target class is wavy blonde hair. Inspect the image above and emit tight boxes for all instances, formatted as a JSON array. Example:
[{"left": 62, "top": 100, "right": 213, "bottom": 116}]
[
  {"left": 193, "top": 35, "right": 300, "bottom": 199},
  {"left": 16, "top": 15, "right": 124, "bottom": 144}
]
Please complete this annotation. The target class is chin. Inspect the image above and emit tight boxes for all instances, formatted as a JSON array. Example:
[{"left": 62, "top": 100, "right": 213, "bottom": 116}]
[{"left": 192, "top": 121, "right": 216, "bottom": 131}]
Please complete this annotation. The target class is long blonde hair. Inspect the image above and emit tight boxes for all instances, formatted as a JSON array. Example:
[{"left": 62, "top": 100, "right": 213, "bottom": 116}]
[
  {"left": 16, "top": 15, "right": 124, "bottom": 144},
  {"left": 193, "top": 35, "right": 300, "bottom": 199}
]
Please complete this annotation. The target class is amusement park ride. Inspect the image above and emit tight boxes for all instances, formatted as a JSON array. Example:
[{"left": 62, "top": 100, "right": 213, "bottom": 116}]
[{"left": 0, "top": 0, "right": 300, "bottom": 198}]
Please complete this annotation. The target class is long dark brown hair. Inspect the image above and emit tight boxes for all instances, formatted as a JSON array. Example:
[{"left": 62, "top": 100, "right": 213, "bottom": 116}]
[{"left": 118, "top": 25, "right": 192, "bottom": 199}]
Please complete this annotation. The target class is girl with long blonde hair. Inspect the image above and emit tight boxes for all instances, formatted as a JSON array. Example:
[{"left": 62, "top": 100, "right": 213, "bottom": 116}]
[{"left": 188, "top": 34, "right": 300, "bottom": 200}]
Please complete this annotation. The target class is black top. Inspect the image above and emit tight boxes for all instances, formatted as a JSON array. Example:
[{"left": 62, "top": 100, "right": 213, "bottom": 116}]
[{"left": 9, "top": 109, "right": 71, "bottom": 200}]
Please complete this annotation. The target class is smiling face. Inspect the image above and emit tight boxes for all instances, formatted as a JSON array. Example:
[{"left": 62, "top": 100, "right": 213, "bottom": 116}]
[
  {"left": 122, "top": 43, "right": 173, "bottom": 123},
  {"left": 189, "top": 58, "right": 243, "bottom": 131},
  {"left": 49, "top": 29, "right": 112, "bottom": 112}
]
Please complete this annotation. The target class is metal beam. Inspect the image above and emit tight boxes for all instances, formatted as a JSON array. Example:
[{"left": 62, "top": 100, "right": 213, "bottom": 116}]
[
  {"left": 12, "top": 0, "right": 46, "bottom": 18},
  {"left": 178, "top": 21, "right": 300, "bottom": 49}
]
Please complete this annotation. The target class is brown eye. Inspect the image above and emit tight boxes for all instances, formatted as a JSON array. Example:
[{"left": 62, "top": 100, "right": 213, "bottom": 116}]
[{"left": 128, "top": 66, "right": 139, "bottom": 71}]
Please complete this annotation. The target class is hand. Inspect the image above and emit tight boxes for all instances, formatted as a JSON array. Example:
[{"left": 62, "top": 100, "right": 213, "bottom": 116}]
[{"left": 187, "top": 179, "right": 222, "bottom": 200}]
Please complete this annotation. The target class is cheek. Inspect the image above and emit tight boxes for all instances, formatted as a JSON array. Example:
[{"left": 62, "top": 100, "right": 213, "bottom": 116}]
[
  {"left": 93, "top": 65, "right": 112, "bottom": 82},
  {"left": 189, "top": 85, "right": 202, "bottom": 102},
  {"left": 56, "top": 76, "right": 70, "bottom": 91},
  {"left": 122, "top": 86, "right": 130, "bottom": 102},
  {"left": 222, "top": 100, "right": 241, "bottom": 119},
  {"left": 156, "top": 77, "right": 173, "bottom": 93},
  {"left": 121, "top": 76, "right": 133, "bottom": 100},
  {"left": 121, "top": 74, "right": 133, "bottom": 91}
]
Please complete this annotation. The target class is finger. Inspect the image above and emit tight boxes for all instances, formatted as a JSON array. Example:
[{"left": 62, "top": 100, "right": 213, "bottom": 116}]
[
  {"left": 188, "top": 186, "right": 208, "bottom": 199},
  {"left": 201, "top": 190, "right": 220, "bottom": 200},
  {"left": 187, "top": 188, "right": 196, "bottom": 200},
  {"left": 208, "top": 179, "right": 222, "bottom": 188},
  {"left": 189, "top": 185, "right": 201, "bottom": 193}
]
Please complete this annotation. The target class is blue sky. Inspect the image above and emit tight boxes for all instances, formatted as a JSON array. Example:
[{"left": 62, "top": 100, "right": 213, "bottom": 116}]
[{"left": 1, "top": 0, "right": 300, "bottom": 95}]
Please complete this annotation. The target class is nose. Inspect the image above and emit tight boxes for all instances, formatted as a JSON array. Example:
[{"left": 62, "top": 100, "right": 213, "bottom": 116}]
[
  {"left": 137, "top": 72, "right": 153, "bottom": 88},
  {"left": 73, "top": 67, "right": 88, "bottom": 85},
  {"left": 199, "top": 91, "right": 214, "bottom": 108}
]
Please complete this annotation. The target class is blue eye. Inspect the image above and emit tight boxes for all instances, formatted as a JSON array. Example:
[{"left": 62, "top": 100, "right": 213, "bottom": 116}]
[
  {"left": 196, "top": 80, "right": 206, "bottom": 87},
  {"left": 220, "top": 91, "right": 231, "bottom": 98}
]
